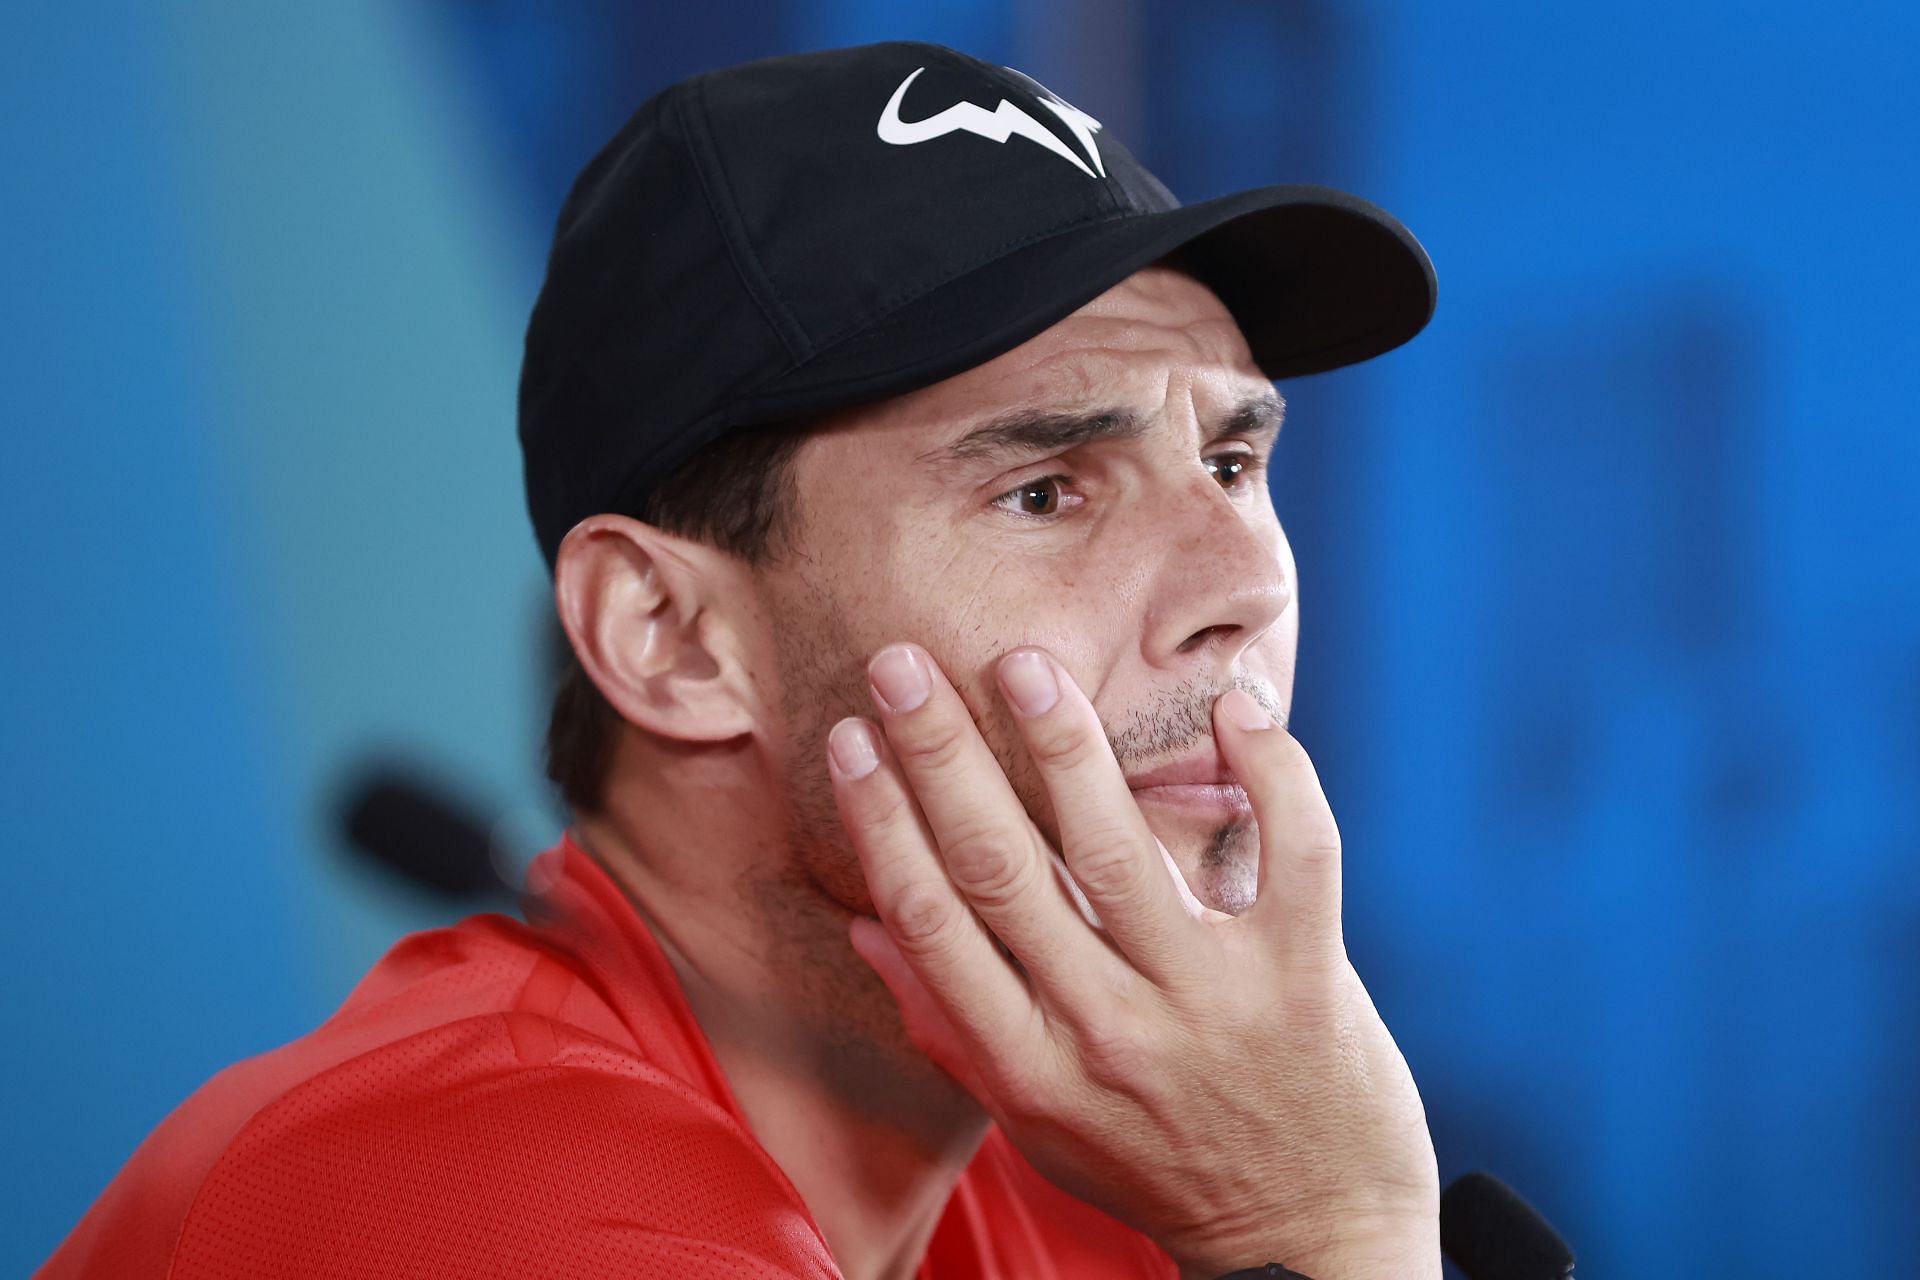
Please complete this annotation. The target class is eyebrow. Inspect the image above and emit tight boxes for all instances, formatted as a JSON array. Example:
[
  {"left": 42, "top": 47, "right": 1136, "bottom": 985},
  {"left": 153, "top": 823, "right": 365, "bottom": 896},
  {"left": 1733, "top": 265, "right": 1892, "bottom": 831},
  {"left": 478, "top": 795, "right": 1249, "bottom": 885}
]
[
  {"left": 1219, "top": 392, "right": 1286, "bottom": 443},
  {"left": 923, "top": 391, "right": 1286, "bottom": 471}
]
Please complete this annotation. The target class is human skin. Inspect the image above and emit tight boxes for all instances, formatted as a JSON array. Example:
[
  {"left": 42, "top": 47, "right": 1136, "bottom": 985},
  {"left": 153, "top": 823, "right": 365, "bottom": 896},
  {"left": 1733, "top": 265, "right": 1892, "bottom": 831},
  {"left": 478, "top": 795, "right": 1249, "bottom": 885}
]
[{"left": 559, "top": 264, "right": 1438, "bottom": 1280}]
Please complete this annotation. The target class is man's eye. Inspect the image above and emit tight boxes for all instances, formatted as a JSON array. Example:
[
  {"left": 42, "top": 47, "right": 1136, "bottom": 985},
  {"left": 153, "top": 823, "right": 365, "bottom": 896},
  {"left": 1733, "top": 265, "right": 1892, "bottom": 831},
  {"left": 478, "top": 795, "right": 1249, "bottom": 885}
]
[
  {"left": 993, "top": 475, "right": 1074, "bottom": 517},
  {"left": 1207, "top": 453, "right": 1254, "bottom": 487}
]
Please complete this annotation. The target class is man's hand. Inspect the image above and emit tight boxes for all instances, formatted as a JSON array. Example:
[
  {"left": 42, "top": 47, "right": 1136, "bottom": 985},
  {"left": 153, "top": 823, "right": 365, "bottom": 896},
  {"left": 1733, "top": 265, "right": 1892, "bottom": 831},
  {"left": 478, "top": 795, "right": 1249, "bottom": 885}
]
[{"left": 825, "top": 643, "right": 1440, "bottom": 1280}]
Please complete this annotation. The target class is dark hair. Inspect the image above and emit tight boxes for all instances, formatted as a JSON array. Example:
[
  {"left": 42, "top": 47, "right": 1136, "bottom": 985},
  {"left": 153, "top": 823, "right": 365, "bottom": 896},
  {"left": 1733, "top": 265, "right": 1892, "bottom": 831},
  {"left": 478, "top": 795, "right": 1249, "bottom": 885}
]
[{"left": 545, "top": 423, "right": 811, "bottom": 814}]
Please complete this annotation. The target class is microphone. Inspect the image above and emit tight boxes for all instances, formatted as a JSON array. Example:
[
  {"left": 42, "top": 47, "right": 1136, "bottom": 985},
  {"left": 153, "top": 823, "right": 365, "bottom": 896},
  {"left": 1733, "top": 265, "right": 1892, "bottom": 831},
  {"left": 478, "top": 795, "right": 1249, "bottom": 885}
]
[
  {"left": 1440, "top": 1172, "right": 1574, "bottom": 1280},
  {"left": 337, "top": 768, "right": 519, "bottom": 905}
]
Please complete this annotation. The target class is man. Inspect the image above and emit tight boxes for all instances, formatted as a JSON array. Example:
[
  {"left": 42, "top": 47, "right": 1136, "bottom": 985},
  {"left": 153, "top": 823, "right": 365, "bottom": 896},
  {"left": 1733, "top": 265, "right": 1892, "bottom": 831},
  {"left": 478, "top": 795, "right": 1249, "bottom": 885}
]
[{"left": 43, "top": 41, "right": 1440, "bottom": 1280}]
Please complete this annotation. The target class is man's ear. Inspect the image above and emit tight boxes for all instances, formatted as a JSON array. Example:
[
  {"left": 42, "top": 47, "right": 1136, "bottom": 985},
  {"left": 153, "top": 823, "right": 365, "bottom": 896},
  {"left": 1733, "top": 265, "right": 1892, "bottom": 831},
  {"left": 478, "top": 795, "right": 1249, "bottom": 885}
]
[{"left": 553, "top": 514, "right": 760, "bottom": 745}]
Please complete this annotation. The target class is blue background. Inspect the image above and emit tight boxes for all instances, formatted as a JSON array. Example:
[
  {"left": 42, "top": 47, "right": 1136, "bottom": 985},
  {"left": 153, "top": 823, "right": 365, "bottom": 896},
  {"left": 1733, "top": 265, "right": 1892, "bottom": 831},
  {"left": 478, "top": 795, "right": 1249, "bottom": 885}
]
[{"left": 6, "top": 2, "right": 1917, "bottom": 1275}]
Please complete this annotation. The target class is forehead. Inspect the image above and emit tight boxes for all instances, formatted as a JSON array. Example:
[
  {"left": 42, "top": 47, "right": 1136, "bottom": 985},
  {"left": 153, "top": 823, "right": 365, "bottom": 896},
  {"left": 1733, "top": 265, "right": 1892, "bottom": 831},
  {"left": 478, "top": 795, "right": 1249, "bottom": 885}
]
[{"left": 813, "top": 265, "right": 1268, "bottom": 448}]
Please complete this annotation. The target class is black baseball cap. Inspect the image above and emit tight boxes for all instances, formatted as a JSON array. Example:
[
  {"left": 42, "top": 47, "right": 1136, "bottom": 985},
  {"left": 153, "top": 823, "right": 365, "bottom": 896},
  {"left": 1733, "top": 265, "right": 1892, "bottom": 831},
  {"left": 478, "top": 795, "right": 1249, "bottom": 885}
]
[{"left": 519, "top": 40, "right": 1435, "bottom": 569}]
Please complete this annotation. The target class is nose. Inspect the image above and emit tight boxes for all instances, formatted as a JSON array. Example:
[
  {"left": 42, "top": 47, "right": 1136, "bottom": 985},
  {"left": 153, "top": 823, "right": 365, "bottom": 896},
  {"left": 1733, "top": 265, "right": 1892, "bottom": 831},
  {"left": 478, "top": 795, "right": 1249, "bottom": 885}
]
[{"left": 1140, "top": 472, "right": 1293, "bottom": 672}]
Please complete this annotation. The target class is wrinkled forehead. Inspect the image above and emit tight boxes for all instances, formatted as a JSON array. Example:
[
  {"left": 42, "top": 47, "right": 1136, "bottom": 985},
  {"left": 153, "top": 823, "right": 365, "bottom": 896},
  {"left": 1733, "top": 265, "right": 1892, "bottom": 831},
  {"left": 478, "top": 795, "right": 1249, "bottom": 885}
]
[{"left": 816, "top": 264, "right": 1271, "bottom": 454}]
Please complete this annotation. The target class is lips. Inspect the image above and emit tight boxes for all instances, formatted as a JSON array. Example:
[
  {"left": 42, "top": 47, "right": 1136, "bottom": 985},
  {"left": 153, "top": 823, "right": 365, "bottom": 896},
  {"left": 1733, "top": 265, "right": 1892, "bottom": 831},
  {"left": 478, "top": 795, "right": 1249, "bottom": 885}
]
[
  {"left": 1125, "top": 754, "right": 1238, "bottom": 790},
  {"left": 1125, "top": 754, "right": 1251, "bottom": 818}
]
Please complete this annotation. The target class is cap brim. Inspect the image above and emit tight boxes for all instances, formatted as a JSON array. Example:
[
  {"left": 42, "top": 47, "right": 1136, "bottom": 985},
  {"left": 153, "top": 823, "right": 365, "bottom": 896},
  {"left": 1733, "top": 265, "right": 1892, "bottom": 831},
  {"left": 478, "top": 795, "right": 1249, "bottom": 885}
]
[{"left": 732, "top": 183, "right": 1435, "bottom": 426}]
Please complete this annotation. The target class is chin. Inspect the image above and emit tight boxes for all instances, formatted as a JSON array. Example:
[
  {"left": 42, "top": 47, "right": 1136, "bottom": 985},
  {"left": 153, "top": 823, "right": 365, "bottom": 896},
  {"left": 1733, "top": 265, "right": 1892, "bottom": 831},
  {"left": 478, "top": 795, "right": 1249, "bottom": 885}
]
[{"left": 1150, "top": 812, "right": 1260, "bottom": 916}]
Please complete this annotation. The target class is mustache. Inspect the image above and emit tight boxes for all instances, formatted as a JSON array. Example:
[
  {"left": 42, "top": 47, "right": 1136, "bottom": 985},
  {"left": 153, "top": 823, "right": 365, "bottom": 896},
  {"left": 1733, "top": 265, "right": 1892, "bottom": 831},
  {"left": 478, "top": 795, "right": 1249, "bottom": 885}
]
[{"left": 1102, "top": 675, "right": 1286, "bottom": 770}]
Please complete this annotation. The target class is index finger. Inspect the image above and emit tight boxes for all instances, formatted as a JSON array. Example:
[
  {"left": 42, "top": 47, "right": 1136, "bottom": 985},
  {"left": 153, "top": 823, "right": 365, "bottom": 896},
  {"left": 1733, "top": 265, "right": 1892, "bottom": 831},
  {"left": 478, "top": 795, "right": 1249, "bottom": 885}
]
[
  {"left": 866, "top": 643, "right": 1126, "bottom": 993},
  {"left": 995, "top": 647, "right": 1211, "bottom": 989}
]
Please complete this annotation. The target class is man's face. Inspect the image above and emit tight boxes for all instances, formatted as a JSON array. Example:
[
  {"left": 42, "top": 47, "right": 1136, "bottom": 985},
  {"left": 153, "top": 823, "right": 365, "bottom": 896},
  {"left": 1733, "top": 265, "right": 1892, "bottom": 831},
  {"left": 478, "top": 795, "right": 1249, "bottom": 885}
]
[{"left": 759, "top": 264, "right": 1296, "bottom": 920}]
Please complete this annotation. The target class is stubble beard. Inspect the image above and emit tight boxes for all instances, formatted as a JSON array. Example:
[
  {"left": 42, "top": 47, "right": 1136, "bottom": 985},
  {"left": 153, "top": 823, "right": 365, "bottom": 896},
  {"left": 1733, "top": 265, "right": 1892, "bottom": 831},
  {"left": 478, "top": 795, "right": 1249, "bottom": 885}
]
[
  {"left": 745, "top": 581, "right": 1267, "bottom": 1128},
  {"left": 744, "top": 587, "right": 977, "bottom": 1136}
]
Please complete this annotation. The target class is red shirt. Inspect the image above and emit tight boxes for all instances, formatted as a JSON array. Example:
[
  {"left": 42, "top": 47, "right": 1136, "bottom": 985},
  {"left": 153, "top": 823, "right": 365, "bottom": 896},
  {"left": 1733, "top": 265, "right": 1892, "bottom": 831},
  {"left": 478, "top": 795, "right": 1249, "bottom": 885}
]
[{"left": 41, "top": 835, "right": 1178, "bottom": 1279}]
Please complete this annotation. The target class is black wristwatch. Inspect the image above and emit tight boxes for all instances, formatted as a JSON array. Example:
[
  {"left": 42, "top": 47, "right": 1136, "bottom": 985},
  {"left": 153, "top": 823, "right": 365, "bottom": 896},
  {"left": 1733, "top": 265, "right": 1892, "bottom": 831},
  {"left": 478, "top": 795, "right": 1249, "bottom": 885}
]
[{"left": 1214, "top": 1265, "right": 1315, "bottom": 1280}]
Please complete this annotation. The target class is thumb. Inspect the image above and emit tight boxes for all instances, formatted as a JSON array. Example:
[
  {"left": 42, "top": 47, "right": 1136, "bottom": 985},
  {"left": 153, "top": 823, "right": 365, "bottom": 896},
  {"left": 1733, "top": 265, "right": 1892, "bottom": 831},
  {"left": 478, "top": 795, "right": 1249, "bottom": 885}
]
[{"left": 849, "top": 914, "right": 984, "bottom": 1095}]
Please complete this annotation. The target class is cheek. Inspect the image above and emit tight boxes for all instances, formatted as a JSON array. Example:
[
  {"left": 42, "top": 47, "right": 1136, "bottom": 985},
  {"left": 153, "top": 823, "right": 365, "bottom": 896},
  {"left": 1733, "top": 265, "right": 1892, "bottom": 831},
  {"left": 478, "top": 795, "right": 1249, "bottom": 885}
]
[
  {"left": 907, "top": 550, "right": 1115, "bottom": 702},
  {"left": 790, "top": 526, "right": 1151, "bottom": 833},
  {"left": 908, "top": 556, "right": 1140, "bottom": 840},
  {"left": 911, "top": 534, "right": 1149, "bottom": 652}
]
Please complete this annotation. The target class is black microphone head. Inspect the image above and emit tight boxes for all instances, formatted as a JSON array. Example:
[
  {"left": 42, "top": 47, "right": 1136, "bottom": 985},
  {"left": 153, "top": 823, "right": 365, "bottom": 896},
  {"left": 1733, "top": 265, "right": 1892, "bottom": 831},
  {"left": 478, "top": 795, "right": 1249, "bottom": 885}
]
[
  {"left": 1441, "top": 1171, "right": 1574, "bottom": 1280},
  {"left": 338, "top": 769, "right": 506, "bottom": 902}
]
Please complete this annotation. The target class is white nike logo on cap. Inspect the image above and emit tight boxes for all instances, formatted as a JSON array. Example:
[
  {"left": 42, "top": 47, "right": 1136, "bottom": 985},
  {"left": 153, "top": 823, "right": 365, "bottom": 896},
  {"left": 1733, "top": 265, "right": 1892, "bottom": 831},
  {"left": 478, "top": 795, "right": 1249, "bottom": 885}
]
[{"left": 877, "top": 66, "right": 1106, "bottom": 178}]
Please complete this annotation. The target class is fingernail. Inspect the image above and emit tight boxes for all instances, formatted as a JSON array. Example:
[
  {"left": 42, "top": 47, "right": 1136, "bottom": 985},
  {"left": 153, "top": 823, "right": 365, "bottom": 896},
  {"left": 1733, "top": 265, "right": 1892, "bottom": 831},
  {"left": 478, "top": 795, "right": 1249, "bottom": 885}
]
[
  {"left": 829, "top": 718, "right": 880, "bottom": 779},
  {"left": 999, "top": 650, "right": 1059, "bottom": 717},
  {"left": 1220, "top": 688, "right": 1274, "bottom": 732},
  {"left": 868, "top": 645, "right": 930, "bottom": 713}
]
